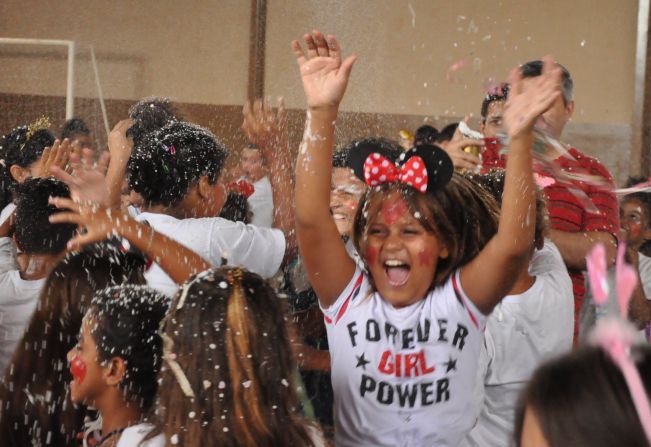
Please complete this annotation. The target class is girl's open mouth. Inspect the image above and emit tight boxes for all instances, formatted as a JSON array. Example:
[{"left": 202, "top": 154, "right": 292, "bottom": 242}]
[{"left": 384, "top": 259, "right": 411, "bottom": 287}]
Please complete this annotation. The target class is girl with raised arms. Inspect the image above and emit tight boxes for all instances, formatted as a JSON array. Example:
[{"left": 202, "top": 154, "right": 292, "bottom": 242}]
[{"left": 292, "top": 30, "right": 562, "bottom": 446}]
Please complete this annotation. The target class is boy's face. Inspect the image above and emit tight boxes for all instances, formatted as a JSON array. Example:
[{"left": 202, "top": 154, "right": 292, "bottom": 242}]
[
  {"left": 240, "top": 148, "right": 266, "bottom": 183},
  {"left": 330, "top": 167, "right": 365, "bottom": 237},
  {"left": 621, "top": 198, "right": 651, "bottom": 250},
  {"left": 71, "top": 133, "right": 93, "bottom": 150},
  {"left": 480, "top": 100, "right": 504, "bottom": 138}
]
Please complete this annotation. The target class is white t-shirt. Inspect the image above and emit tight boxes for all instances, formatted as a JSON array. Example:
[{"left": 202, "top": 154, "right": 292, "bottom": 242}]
[
  {"left": 248, "top": 176, "right": 274, "bottom": 228},
  {"left": 463, "top": 241, "right": 574, "bottom": 447},
  {"left": 136, "top": 212, "right": 285, "bottom": 296},
  {"left": 322, "top": 267, "right": 486, "bottom": 447},
  {"left": 116, "top": 423, "right": 165, "bottom": 447},
  {"left": 638, "top": 252, "right": 651, "bottom": 339},
  {"left": 0, "top": 237, "right": 44, "bottom": 374},
  {"left": 0, "top": 203, "right": 16, "bottom": 227},
  {"left": 638, "top": 252, "right": 651, "bottom": 300}
]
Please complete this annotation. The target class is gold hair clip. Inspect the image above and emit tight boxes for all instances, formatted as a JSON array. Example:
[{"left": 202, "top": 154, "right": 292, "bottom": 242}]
[
  {"left": 20, "top": 116, "right": 51, "bottom": 151},
  {"left": 227, "top": 268, "right": 244, "bottom": 292}
]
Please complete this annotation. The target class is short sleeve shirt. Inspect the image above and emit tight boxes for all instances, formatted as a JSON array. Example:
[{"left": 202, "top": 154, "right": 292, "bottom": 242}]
[
  {"left": 481, "top": 147, "right": 619, "bottom": 338},
  {"left": 321, "top": 268, "right": 486, "bottom": 447},
  {"left": 536, "top": 148, "right": 619, "bottom": 337},
  {"left": 0, "top": 238, "right": 44, "bottom": 374},
  {"left": 137, "top": 212, "right": 285, "bottom": 296}
]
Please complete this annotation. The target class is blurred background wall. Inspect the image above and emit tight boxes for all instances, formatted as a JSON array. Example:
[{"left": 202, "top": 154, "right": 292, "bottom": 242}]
[{"left": 0, "top": 0, "right": 642, "bottom": 181}]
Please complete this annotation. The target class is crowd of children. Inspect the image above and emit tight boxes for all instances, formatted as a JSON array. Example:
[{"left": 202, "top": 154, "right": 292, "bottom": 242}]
[{"left": 0, "top": 30, "right": 649, "bottom": 447}]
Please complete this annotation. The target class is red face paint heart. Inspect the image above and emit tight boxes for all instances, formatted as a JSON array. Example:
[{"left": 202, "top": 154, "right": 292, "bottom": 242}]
[
  {"left": 365, "top": 246, "right": 378, "bottom": 266},
  {"left": 382, "top": 197, "right": 408, "bottom": 226},
  {"left": 418, "top": 249, "right": 433, "bottom": 267},
  {"left": 70, "top": 354, "right": 87, "bottom": 384}
]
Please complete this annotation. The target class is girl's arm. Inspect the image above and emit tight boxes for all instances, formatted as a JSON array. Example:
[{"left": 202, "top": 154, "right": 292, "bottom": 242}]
[
  {"left": 461, "top": 57, "right": 563, "bottom": 315},
  {"left": 242, "top": 99, "right": 297, "bottom": 264},
  {"left": 105, "top": 120, "right": 134, "bottom": 209},
  {"left": 293, "top": 30, "right": 358, "bottom": 307},
  {"left": 49, "top": 197, "right": 210, "bottom": 284}
]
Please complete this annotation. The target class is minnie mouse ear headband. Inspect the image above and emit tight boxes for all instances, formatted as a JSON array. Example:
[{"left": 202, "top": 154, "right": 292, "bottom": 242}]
[
  {"left": 347, "top": 143, "right": 454, "bottom": 193},
  {"left": 587, "top": 243, "right": 651, "bottom": 443}
]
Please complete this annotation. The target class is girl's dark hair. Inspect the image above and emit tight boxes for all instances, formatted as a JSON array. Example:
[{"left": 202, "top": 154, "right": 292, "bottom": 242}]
[
  {"left": 514, "top": 346, "right": 651, "bottom": 447},
  {"left": 126, "top": 97, "right": 181, "bottom": 147},
  {"left": 467, "top": 169, "right": 548, "bottom": 248},
  {"left": 14, "top": 177, "right": 76, "bottom": 254},
  {"left": 352, "top": 173, "right": 500, "bottom": 287},
  {"left": 60, "top": 117, "right": 90, "bottom": 139},
  {"left": 155, "top": 268, "right": 317, "bottom": 447},
  {"left": 88, "top": 285, "right": 169, "bottom": 412},
  {"left": 219, "top": 192, "right": 252, "bottom": 224},
  {"left": 0, "top": 244, "right": 146, "bottom": 447},
  {"left": 0, "top": 125, "right": 55, "bottom": 210},
  {"left": 414, "top": 125, "right": 439, "bottom": 146},
  {"left": 128, "top": 121, "right": 229, "bottom": 207}
]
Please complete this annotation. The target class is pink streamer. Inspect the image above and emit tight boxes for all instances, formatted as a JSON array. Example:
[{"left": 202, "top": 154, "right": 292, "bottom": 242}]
[{"left": 586, "top": 244, "right": 608, "bottom": 305}]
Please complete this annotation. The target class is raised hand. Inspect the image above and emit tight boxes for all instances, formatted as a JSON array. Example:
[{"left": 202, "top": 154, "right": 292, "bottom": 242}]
[
  {"left": 291, "top": 30, "right": 357, "bottom": 110},
  {"left": 49, "top": 196, "right": 212, "bottom": 283},
  {"left": 242, "top": 97, "right": 287, "bottom": 149},
  {"left": 38, "top": 138, "right": 73, "bottom": 177},
  {"left": 503, "top": 56, "right": 562, "bottom": 138},
  {"left": 107, "top": 119, "right": 134, "bottom": 163},
  {"left": 51, "top": 148, "right": 111, "bottom": 206},
  {"left": 48, "top": 196, "right": 118, "bottom": 250}
]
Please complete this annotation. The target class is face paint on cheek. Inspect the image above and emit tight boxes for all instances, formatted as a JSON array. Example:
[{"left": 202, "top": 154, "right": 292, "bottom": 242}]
[
  {"left": 365, "top": 246, "right": 378, "bottom": 266},
  {"left": 70, "top": 354, "right": 87, "bottom": 384},
  {"left": 418, "top": 249, "right": 433, "bottom": 267},
  {"left": 382, "top": 197, "right": 408, "bottom": 225},
  {"left": 628, "top": 222, "right": 642, "bottom": 239}
]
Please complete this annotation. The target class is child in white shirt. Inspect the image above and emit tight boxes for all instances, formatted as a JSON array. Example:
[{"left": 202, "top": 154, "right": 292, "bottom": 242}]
[
  {"left": 124, "top": 120, "right": 292, "bottom": 295},
  {"left": 292, "top": 30, "right": 564, "bottom": 446},
  {"left": 0, "top": 178, "right": 75, "bottom": 373},
  {"left": 619, "top": 180, "right": 651, "bottom": 336},
  {"left": 462, "top": 170, "right": 574, "bottom": 447},
  {"left": 69, "top": 286, "right": 168, "bottom": 447}
]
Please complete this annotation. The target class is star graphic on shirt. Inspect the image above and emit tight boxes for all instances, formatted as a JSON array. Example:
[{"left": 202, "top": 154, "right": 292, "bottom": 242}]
[
  {"left": 444, "top": 357, "right": 457, "bottom": 373},
  {"left": 355, "top": 353, "right": 370, "bottom": 370}
]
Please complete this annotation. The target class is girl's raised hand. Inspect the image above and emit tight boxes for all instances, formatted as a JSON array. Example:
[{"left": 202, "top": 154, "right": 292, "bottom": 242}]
[
  {"left": 242, "top": 97, "right": 287, "bottom": 149},
  {"left": 38, "top": 138, "right": 73, "bottom": 177},
  {"left": 48, "top": 196, "right": 118, "bottom": 250},
  {"left": 503, "top": 56, "right": 563, "bottom": 138},
  {"left": 291, "top": 30, "right": 357, "bottom": 110},
  {"left": 51, "top": 148, "right": 111, "bottom": 207}
]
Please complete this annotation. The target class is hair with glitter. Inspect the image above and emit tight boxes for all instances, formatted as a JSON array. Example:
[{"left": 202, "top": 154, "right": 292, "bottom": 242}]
[
  {"left": 0, "top": 244, "right": 146, "bottom": 447},
  {"left": 153, "top": 267, "right": 318, "bottom": 447}
]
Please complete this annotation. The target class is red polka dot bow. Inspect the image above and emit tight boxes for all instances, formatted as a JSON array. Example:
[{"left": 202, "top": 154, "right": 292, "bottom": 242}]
[{"left": 363, "top": 153, "right": 429, "bottom": 192}]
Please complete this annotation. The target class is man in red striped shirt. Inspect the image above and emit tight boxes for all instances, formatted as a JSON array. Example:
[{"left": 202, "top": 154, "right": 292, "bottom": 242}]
[
  {"left": 519, "top": 61, "right": 619, "bottom": 342},
  {"left": 446, "top": 61, "right": 619, "bottom": 342}
]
